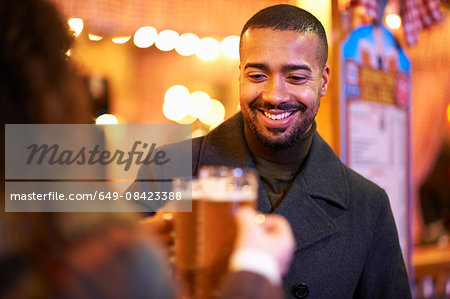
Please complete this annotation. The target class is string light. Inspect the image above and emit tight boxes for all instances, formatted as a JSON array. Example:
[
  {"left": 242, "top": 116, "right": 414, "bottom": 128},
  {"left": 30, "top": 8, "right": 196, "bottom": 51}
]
[
  {"left": 220, "top": 35, "right": 240, "bottom": 59},
  {"left": 96, "top": 114, "right": 118, "bottom": 125},
  {"left": 112, "top": 36, "right": 131, "bottom": 44},
  {"left": 88, "top": 34, "right": 103, "bottom": 41},
  {"left": 385, "top": 14, "right": 402, "bottom": 30},
  {"left": 176, "top": 114, "right": 197, "bottom": 124},
  {"left": 175, "top": 33, "right": 200, "bottom": 56},
  {"left": 134, "top": 26, "right": 157, "bottom": 48},
  {"left": 196, "top": 37, "right": 221, "bottom": 61},
  {"left": 189, "top": 91, "right": 212, "bottom": 117},
  {"left": 156, "top": 30, "right": 179, "bottom": 51},
  {"left": 199, "top": 99, "right": 225, "bottom": 127},
  {"left": 68, "top": 18, "right": 83, "bottom": 36},
  {"left": 163, "top": 85, "right": 191, "bottom": 121},
  {"left": 163, "top": 85, "right": 227, "bottom": 126},
  {"left": 84, "top": 24, "right": 237, "bottom": 61}
]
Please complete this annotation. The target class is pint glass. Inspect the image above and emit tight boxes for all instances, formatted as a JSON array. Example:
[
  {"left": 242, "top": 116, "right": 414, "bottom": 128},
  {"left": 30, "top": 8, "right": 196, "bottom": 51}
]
[{"left": 173, "top": 167, "right": 258, "bottom": 298}]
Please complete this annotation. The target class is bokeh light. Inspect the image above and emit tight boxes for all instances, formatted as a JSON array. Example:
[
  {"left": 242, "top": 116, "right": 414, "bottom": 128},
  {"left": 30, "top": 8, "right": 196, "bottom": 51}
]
[
  {"left": 189, "top": 91, "right": 212, "bottom": 117},
  {"left": 68, "top": 18, "right": 83, "bottom": 37},
  {"left": 112, "top": 36, "right": 131, "bottom": 44},
  {"left": 220, "top": 35, "right": 240, "bottom": 59},
  {"left": 447, "top": 103, "right": 450, "bottom": 124},
  {"left": 176, "top": 114, "right": 197, "bottom": 124},
  {"left": 199, "top": 99, "right": 226, "bottom": 127},
  {"left": 156, "top": 30, "right": 179, "bottom": 51},
  {"left": 255, "top": 214, "right": 266, "bottom": 224},
  {"left": 385, "top": 14, "right": 402, "bottom": 30},
  {"left": 134, "top": 26, "right": 157, "bottom": 48},
  {"left": 175, "top": 33, "right": 200, "bottom": 56},
  {"left": 96, "top": 114, "right": 118, "bottom": 125},
  {"left": 196, "top": 37, "right": 221, "bottom": 61},
  {"left": 88, "top": 34, "right": 103, "bottom": 41},
  {"left": 163, "top": 85, "right": 191, "bottom": 121}
]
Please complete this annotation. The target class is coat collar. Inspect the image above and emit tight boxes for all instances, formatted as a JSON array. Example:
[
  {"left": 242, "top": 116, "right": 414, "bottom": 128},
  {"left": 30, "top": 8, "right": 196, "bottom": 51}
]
[{"left": 197, "top": 112, "right": 349, "bottom": 209}]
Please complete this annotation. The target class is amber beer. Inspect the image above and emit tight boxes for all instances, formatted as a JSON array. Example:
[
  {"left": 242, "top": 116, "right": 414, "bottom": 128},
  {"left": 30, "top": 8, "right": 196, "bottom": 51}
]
[{"left": 173, "top": 167, "right": 258, "bottom": 299}]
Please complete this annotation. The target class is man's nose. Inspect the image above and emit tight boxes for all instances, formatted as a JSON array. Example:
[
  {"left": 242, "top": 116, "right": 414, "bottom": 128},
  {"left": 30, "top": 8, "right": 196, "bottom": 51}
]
[{"left": 261, "top": 76, "right": 290, "bottom": 105}]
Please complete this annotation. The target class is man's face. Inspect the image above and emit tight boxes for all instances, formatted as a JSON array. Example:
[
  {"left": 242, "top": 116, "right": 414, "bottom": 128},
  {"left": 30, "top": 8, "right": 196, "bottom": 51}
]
[{"left": 239, "top": 28, "right": 330, "bottom": 149}]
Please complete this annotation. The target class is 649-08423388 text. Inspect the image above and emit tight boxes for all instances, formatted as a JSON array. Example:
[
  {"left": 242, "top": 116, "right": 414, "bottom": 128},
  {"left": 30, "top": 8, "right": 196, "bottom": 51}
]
[{"left": 9, "top": 191, "right": 183, "bottom": 201}]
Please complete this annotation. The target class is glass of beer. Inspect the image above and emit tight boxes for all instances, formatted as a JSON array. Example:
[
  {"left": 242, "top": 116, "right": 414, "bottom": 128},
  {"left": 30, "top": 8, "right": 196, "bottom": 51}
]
[{"left": 173, "top": 166, "right": 258, "bottom": 299}]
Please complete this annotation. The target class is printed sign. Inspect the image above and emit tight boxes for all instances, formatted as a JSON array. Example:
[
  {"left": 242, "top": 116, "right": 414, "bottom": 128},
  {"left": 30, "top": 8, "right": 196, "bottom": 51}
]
[{"left": 340, "top": 24, "right": 412, "bottom": 269}]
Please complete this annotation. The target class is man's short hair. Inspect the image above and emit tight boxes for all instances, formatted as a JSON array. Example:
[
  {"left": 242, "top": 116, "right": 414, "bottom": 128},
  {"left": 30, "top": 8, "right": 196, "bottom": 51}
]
[{"left": 240, "top": 4, "right": 328, "bottom": 68}]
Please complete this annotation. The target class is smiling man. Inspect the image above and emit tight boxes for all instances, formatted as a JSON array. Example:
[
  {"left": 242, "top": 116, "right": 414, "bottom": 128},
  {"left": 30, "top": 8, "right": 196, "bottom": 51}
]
[
  {"left": 192, "top": 5, "right": 410, "bottom": 298},
  {"left": 239, "top": 27, "right": 329, "bottom": 150},
  {"left": 131, "top": 4, "right": 412, "bottom": 298}
]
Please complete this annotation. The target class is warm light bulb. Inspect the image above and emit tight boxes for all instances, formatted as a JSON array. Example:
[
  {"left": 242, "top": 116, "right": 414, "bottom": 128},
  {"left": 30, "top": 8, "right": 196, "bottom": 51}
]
[
  {"left": 196, "top": 37, "right": 221, "bottom": 61},
  {"left": 189, "top": 91, "right": 212, "bottom": 117},
  {"left": 134, "top": 26, "right": 157, "bottom": 48},
  {"left": 68, "top": 18, "right": 83, "bottom": 36},
  {"left": 112, "top": 36, "right": 131, "bottom": 44},
  {"left": 385, "top": 14, "right": 402, "bottom": 30},
  {"left": 96, "top": 114, "right": 118, "bottom": 125},
  {"left": 163, "top": 85, "right": 191, "bottom": 121},
  {"left": 88, "top": 34, "right": 103, "bottom": 41},
  {"left": 175, "top": 33, "right": 200, "bottom": 56},
  {"left": 176, "top": 114, "right": 197, "bottom": 124},
  {"left": 156, "top": 30, "right": 179, "bottom": 51},
  {"left": 220, "top": 35, "right": 240, "bottom": 59},
  {"left": 199, "top": 99, "right": 225, "bottom": 127}
]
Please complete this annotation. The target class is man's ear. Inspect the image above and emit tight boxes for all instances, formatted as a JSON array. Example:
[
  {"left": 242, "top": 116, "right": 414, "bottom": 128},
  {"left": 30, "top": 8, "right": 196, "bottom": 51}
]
[{"left": 320, "top": 65, "right": 330, "bottom": 97}]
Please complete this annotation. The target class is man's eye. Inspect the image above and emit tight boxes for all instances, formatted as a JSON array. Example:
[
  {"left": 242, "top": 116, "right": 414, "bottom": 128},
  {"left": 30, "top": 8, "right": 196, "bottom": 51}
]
[
  {"left": 287, "top": 76, "right": 306, "bottom": 83},
  {"left": 248, "top": 74, "right": 266, "bottom": 81}
]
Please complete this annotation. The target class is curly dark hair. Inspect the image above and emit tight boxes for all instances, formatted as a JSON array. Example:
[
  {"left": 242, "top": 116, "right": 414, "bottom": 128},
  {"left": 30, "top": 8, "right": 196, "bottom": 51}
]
[
  {"left": 0, "top": 0, "right": 90, "bottom": 124},
  {"left": 0, "top": 1, "right": 92, "bottom": 296}
]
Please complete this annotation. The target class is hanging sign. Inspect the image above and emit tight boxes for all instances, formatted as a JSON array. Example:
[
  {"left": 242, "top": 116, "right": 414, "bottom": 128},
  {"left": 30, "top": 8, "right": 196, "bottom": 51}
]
[{"left": 340, "top": 24, "right": 412, "bottom": 267}]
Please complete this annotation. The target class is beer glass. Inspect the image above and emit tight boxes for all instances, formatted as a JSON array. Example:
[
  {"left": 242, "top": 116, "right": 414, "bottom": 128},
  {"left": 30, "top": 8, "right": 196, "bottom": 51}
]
[{"left": 173, "top": 166, "right": 258, "bottom": 299}]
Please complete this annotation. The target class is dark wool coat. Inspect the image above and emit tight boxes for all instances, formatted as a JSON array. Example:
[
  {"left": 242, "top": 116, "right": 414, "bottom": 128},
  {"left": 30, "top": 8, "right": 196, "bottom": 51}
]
[{"left": 131, "top": 113, "right": 412, "bottom": 299}]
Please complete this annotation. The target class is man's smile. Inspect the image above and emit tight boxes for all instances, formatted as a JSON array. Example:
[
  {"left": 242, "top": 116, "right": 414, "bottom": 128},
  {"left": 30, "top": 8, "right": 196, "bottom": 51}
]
[
  {"left": 256, "top": 109, "right": 299, "bottom": 129},
  {"left": 263, "top": 111, "right": 293, "bottom": 120}
]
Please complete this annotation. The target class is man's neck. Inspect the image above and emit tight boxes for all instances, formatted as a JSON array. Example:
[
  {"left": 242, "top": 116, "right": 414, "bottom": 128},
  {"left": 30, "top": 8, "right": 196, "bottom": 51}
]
[{"left": 243, "top": 121, "right": 316, "bottom": 210}]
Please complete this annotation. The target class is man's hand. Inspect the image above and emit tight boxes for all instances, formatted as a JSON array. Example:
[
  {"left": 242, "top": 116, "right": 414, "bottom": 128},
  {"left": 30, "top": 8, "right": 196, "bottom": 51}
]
[{"left": 233, "top": 206, "right": 296, "bottom": 277}]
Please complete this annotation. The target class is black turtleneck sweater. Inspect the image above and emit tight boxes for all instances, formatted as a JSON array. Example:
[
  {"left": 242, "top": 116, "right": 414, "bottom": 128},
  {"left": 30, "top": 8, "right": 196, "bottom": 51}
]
[{"left": 244, "top": 121, "right": 316, "bottom": 210}]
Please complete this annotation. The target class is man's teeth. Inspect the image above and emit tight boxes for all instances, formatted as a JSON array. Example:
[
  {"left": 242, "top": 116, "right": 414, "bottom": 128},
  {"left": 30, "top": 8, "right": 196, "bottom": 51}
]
[{"left": 263, "top": 111, "right": 292, "bottom": 120}]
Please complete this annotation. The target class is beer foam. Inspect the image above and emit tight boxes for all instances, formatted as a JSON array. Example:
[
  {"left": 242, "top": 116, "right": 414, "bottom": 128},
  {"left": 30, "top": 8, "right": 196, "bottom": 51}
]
[
  {"left": 199, "top": 177, "right": 257, "bottom": 202},
  {"left": 172, "top": 179, "right": 202, "bottom": 200},
  {"left": 207, "top": 190, "right": 256, "bottom": 202}
]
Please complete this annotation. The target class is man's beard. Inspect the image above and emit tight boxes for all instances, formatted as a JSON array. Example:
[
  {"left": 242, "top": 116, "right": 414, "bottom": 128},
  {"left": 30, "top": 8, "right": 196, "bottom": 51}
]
[{"left": 242, "top": 99, "right": 320, "bottom": 150}]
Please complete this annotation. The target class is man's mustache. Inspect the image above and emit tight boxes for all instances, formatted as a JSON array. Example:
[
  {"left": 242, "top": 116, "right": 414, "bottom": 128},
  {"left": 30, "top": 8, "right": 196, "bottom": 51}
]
[{"left": 250, "top": 101, "right": 306, "bottom": 112}]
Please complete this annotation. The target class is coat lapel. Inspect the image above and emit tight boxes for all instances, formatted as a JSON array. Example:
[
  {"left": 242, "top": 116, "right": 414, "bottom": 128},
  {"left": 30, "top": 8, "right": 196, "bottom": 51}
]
[
  {"left": 273, "top": 133, "right": 349, "bottom": 249},
  {"left": 273, "top": 172, "right": 339, "bottom": 250}
]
